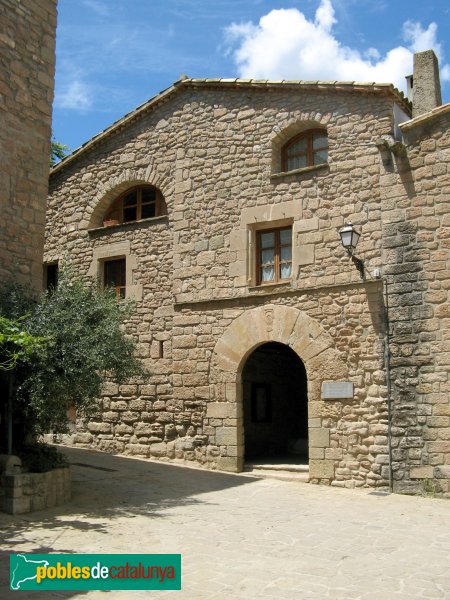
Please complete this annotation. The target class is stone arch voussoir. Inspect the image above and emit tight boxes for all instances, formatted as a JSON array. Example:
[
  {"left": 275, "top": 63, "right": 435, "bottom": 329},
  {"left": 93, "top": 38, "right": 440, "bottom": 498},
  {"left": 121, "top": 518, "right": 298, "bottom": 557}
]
[
  {"left": 270, "top": 112, "right": 331, "bottom": 174},
  {"left": 85, "top": 168, "right": 174, "bottom": 229},
  {"left": 210, "top": 304, "right": 348, "bottom": 473},
  {"left": 212, "top": 304, "right": 347, "bottom": 388}
]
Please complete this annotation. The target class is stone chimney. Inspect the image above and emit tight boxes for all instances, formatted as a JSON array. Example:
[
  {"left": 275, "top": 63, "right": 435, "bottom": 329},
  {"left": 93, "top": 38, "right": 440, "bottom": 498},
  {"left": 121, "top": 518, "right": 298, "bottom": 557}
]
[{"left": 411, "top": 50, "right": 442, "bottom": 118}]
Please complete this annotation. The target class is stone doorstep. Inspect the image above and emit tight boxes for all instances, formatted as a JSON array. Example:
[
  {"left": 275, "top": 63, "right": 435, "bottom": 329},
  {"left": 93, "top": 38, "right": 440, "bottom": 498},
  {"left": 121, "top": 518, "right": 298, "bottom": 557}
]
[
  {"left": 242, "top": 467, "right": 310, "bottom": 483},
  {"left": 243, "top": 462, "right": 310, "bottom": 483},
  {"left": 245, "top": 462, "right": 309, "bottom": 472}
]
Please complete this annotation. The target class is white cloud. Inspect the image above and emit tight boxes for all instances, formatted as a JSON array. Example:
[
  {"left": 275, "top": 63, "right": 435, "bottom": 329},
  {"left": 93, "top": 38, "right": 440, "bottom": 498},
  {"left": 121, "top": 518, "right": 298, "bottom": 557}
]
[
  {"left": 55, "top": 80, "right": 92, "bottom": 111},
  {"left": 82, "top": 0, "right": 110, "bottom": 17},
  {"left": 224, "top": 0, "right": 450, "bottom": 92}
]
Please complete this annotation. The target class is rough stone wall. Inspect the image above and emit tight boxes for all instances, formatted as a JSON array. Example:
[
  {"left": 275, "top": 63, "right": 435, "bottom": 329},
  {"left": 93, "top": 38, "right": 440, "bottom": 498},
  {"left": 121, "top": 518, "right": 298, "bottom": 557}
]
[
  {"left": 380, "top": 108, "right": 450, "bottom": 495},
  {"left": 47, "top": 85, "right": 410, "bottom": 490},
  {"left": 0, "top": 467, "right": 71, "bottom": 514},
  {"left": 0, "top": 0, "right": 57, "bottom": 290}
]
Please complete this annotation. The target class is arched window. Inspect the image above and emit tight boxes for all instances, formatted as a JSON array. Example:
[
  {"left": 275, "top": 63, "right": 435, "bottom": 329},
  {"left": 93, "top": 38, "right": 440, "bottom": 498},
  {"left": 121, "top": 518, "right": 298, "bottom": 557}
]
[
  {"left": 281, "top": 129, "right": 328, "bottom": 172},
  {"left": 103, "top": 185, "right": 165, "bottom": 226}
]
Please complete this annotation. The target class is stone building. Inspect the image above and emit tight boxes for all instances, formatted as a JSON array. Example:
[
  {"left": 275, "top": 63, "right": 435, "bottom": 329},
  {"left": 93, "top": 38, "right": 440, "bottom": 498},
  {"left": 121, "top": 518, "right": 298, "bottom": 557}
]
[
  {"left": 0, "top": 0, "right": 57, "bottom": 291},
  {"left": 46, "top": 50, "right": 449, "bottom": 496}
]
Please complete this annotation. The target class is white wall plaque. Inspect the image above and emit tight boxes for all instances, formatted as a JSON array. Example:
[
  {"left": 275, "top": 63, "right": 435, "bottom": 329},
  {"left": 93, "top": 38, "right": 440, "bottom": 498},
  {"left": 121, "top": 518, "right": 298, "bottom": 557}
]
[{"left": 321, "top": 381, "right": 354, "bottom": 399}]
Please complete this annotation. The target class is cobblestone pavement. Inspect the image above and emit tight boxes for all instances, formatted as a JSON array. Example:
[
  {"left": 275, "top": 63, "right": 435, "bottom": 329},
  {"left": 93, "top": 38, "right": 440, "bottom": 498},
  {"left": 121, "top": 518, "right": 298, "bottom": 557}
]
[{"left": 1, "top": 446, "right": 450, "bottom": 600}]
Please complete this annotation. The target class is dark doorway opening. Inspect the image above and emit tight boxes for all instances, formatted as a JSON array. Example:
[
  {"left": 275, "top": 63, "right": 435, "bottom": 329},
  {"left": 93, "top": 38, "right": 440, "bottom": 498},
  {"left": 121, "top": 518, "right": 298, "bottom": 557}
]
[{"left": 242, "top": 342, "right": 308, "bottom": 464}]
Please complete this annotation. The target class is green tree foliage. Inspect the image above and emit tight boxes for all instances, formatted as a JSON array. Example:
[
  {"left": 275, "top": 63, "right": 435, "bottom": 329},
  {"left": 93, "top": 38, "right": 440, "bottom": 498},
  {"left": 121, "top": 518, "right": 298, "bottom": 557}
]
[
  {"left": 0, "top": 273, "right": 145, "bottom": 449},
  {"left": 0, "top": 315, "right": 45, "bottom": 371},
  {"left": 50, "top": 138, "right": 70, "bottom": 166}
]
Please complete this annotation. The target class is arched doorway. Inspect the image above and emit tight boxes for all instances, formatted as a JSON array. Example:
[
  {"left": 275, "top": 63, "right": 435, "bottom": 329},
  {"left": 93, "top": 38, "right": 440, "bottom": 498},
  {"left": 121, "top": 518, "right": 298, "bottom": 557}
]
[{"left": 242, "top": 342, "right": 308, "bottom": 464}]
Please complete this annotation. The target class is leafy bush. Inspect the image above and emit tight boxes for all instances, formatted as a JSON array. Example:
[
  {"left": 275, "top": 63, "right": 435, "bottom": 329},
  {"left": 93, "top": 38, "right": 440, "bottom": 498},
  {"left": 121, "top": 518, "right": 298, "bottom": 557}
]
[
  {"left": 0, "top": 271, "right": 145, "bottom": 452},
  {"left": 20, "top": 443, "right": 68, "bottom": 473},
  {"left": 0, "top": 315, "right": 46, "bottom": 371}
]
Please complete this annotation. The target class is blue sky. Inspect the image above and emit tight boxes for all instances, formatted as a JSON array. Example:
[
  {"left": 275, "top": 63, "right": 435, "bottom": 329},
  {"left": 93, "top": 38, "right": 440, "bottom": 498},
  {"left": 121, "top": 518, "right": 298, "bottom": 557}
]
[{"left": 53, "top": 0, "right": 450, "bottom": 153}]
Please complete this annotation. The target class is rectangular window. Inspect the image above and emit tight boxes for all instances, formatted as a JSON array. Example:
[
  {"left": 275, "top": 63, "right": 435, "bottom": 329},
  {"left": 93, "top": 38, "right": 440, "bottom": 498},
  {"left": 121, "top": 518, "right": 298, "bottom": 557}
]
[
  {"left": 257, "top": 226, "right": 292, "bottom": 284},
  {"left": 104, "top": 258, "right": 126, "bottom": 299},
  {"left": 44, "top": 262, "right": 58, "bottom": 291}
]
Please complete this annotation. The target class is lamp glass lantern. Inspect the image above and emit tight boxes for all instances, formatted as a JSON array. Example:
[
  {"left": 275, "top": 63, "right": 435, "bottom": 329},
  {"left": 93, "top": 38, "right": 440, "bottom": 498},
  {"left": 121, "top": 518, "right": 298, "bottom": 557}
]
[{"left": 339, "top": 222, "right": 361, "bottom": 255}]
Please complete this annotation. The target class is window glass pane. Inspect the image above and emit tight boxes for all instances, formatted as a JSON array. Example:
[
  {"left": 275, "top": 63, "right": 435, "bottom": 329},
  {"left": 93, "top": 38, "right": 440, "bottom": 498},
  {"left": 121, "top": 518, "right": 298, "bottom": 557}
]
[
  {"left": 123, "top": 192, "right": 137, "bottom": 207},
  {"left": 280, "top": 245, "right": 292, "bottom": 261},
  {"left": 314, "top": 149, "right": 328, "bottom": 164},
  {"left": 104, "top": 259, "right": 125, "bottom": 287},
  {"left": 123, "top": 206, "right": 137, "bottom": 222},
  {"left": 287, "top": 155, "right": 307, "bottom": 171},
  {"left": 261, "top": 248, "right": 275, "bottom": 265},
  {"left": 279, "top": 229, "right": 291, "bottom": 246},
  {"left": 313, "top": 134, "right": 328, "bottom": 149},
  {"left": 280, "top": 262, "right": 292, "bottom": 279},
  {"left": 104, "top": 259, "right": 126, "bottom": 299},
  {"left": 141, "top": 202, "right": 156, "bottom": 219},
  {"left": 261, "top": 266, "right": 275, "bottom": 282},
  {"left": 260, "top": 231, "right": 275, "bottom": 249},
  {"left": 142, "top": 188, "right": 156, "bottom": 202},
  {"left": 288, "top": 137, "right": 307, "bottom": 155}
]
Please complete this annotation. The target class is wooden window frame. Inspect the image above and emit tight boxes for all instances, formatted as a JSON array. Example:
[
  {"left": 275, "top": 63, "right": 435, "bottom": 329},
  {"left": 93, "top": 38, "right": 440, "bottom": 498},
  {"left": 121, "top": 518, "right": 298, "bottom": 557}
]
[
  {"left": 256, "top": 226, "right": 292, "bottom": 286},
  {"left": 103, "top": 257, "right": 126, "bottom": 299},
  {"left": 103, "top": 185, "right": 165, "bottom": 226},
  {"left": 281, "top": 129, "right": 328, "bottom": 172}
]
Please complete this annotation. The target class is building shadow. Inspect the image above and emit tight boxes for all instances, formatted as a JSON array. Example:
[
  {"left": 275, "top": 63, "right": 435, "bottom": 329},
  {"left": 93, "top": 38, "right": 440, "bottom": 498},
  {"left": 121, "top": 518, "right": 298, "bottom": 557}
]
[{"left": 0, "top": 446, "right": 259, "bottom": 598}]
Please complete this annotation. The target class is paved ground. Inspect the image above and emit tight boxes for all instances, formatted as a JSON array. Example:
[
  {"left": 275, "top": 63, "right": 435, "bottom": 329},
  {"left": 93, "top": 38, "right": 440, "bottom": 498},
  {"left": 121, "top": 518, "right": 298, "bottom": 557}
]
[{"left": 1, "top": 446, "right": 450, "bottom": 599}]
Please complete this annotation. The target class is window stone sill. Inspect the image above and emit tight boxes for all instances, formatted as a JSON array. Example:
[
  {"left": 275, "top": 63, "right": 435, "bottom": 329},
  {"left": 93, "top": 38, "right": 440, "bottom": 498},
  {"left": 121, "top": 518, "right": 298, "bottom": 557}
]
[
  {"left": 248, "top": 281, "right": 292, "bottom": 294},
  {"left": 270, "top": 163, "right": 328, "bottom": 180},
  {"left": 88, "top": 215, "right": 168, "bottom": 236}
]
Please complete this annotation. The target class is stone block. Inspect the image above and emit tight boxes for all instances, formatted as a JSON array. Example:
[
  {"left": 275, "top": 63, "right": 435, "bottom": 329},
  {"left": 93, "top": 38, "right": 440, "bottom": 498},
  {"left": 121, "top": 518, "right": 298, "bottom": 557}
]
[
  {"left": 309, "top": 448, "right": 325, "bottom": 459},
  {"left": 294, "top": 243, "right": 314, "bottom": 266},
  {"left": 294, "top": 218, "right": 319, "bottom": 232},
  {"left": 134, "top": 423, "right": 154, "bottom": 436},
  {"left": 87, "top": 422, "right": 111, "bottom": 433},
  {"left": 125, "top": 444, "right": 150, "bottom": 456},
  {"left": 216, "top": 456, "right": 239, "bottom": 472},
  {"left": 410, "top": 466, "right": 434, "bottom": 479},
  {"left": 150, "top": 443, "right": 167, "bottom": 457},
  {"left": 103, "top": 411, "right": 120, "bottom": 423},
  {"left": 73, "top": 432, "right": 93, "bottom": 444},
  {"left": 209, "top": 235, "right": 224, "bottom": 250},
  {"left": 215, "top": 427, "right": 238, "bottom": 445},
  {"left": 434, "top": 466, "right": 450, "bottom": 479},
  {"left": 309, "top": 459, "right": 335, "bottom": 480},
  {"left": 309, "top": 428, "right": 330, "bottom": 448},
  {"left": 206, "top": 402, "right": 236, "bottom": 419},
  {"left": 2, "top": 497, "right": 31, "bottom": 515},
  {"left": 325, "top": 448, "right": 343, "bottom": 460}
]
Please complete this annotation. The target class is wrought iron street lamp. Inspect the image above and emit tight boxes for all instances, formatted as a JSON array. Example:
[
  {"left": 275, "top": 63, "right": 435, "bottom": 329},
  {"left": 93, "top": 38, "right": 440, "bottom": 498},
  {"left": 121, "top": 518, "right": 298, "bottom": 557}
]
[
  {"left": 339, "top": 222, "right": 364, "bottom": 278},
  {"left": 339, "top": 222, "right": 361, "bottom": 255}
]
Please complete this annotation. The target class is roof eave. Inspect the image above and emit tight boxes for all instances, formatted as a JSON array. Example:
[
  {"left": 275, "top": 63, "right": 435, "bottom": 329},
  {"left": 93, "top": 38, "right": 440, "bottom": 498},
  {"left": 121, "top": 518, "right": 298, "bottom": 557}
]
[
  {"left": 50, "top": 78, "right": 411, "bottom": 177},
  {"left": 400, "top": 102, "right": 450, "bottom": 131}
]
